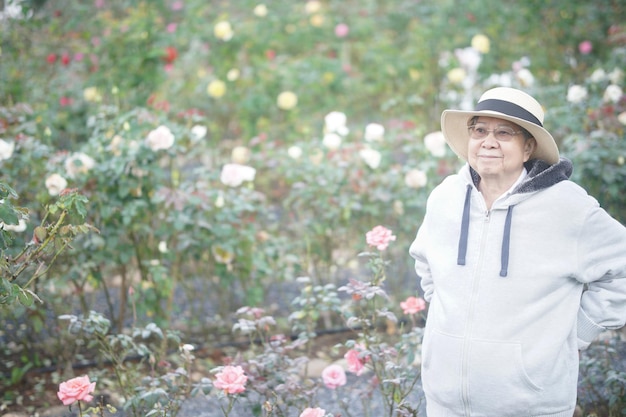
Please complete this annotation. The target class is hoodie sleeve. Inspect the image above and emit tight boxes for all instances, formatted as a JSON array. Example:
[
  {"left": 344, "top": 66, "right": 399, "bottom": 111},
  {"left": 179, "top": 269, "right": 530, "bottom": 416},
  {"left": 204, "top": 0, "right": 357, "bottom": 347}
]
[
  {"left": 576, "top": 206, "right": 626, "bottom": 350},
  {"left": 409, "top": 218, "right": 434, "bottom": 303}
]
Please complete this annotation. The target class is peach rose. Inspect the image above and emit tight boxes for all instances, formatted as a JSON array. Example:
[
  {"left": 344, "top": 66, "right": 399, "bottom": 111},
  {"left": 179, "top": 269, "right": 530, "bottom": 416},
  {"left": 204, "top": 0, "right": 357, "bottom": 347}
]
[{"left": 57, "top": 375, "right": 96, "bottom": 406}]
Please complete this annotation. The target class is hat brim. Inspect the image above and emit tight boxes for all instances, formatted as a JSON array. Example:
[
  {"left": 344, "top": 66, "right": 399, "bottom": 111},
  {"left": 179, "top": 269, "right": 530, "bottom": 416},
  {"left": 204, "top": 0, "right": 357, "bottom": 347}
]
[{"left": 441, "top": 109, "right": 560, "bottom": 165}]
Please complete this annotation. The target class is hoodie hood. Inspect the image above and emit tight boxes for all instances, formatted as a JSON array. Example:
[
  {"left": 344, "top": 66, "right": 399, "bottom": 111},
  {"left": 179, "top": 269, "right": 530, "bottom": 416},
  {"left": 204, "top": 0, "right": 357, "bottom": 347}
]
[{"left": 459, "top": 157, "right": 573, "bottom": 276}]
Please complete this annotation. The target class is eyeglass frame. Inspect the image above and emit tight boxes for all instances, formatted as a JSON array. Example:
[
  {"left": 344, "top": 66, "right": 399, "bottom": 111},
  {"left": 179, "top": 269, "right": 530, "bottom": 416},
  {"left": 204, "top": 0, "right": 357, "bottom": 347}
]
[{"left": 466, "top": 119, "right": 532, "bottom": 142}]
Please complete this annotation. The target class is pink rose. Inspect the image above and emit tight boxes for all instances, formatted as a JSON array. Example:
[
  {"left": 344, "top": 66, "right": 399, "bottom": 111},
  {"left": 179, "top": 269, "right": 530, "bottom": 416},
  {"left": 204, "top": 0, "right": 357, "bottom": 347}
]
[
  {"left": 365, "top": 225, "right": 396, "bottom": 251},
  {"left": 300, "top": 407, "right": 326, "bottom": 417},
  {"left": 57, "top": 375, "right": 96, "bottom": 406},
  {"left": 321, "top": 364, "right": 346, "bottom": 389},
  {"left": 400, "top": 296, "right": 426, "bottom": 315},
  {"left": 213, "top": 365, "right": 247, "bottom": 394},
  {"left": 344, "top": 345, "right": 369, "bottom": 376},
  {"left": 578, "top": 40, "right": 592, "bottom": 55},
  {"left": 334, "top": 23, "right": 349, "bottom": 38}
]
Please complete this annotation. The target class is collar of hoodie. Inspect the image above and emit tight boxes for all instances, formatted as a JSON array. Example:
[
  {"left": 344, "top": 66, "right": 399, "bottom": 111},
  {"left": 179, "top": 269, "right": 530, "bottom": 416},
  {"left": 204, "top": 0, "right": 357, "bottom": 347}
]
[{"left": 456, "top": 158, "right": 573, "bottom": 277}]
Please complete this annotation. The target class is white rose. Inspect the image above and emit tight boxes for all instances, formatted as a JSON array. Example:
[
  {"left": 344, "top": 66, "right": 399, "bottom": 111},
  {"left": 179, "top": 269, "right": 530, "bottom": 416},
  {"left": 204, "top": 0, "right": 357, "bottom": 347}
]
[
  {"left": 589, "top": 68, "right": 607, "bottom": 83},
  {"left": 364, "top": 123, "right": 385, "bottom": 142},
  {"left": 64, "top": 152, "right": 96, "bottom": 179},
  {"left": 220, "top": 163, "right": 256, "bottom": 187},
  {"left": 359, "top": 147, "right": 382, "bottom": 169},
  {"left": 603, "top": 84, "right": 623, "bottom": 104},
  {"left": 405, "top": 169, "right": 427, "bottom": 189},
  {"left": 324, "top": 111, "right": 348, "bottom": 135},
  {"left": 608, "top": 68, "right": 624, "bottom": 85},
  {"left": 288, "top": 145, "right": 303, "bottom": 159},
  {"left": 516, "top": 68, "right": 534, "bottom": 87},
  {"left": 0, "top": 139, "right": 15, "bottom": 161},
  {"left": 424, "top": 131, "right": 447, "bottom": 157},
  {"left": 566, "top": 85, "right": 587, "bottom": 104},
  {"left": 617, "top": 111, "right": 626, "bottom": 126},
  {"left": 45, "top": 173, "right": 68, "bottom": 196},
  {"left": 145, "top": 125, "right": 175, "bottom": 151},
  {"left": 322, "top": 133, "right": 342, "bottom": 150},
  {"left": 191, "top": 125, "right": 207, "bottom": 141}
]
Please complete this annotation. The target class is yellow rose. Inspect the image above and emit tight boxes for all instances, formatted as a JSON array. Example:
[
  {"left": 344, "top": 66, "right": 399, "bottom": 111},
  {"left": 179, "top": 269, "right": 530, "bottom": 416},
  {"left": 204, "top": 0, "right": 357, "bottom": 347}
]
[
  {"left": 231, "top": 146, "right": 251, "bottom": 164},
  {"left": 277, "top": 91, "right": 298, "bottom": 110},
  {"left": 471, "top": 34, "right": 490, "bottom": 54},
  {"left": 207, "top": 80, "right": 226, "bottom": 98},
  {"left": 447, "top": 68, "right": 466, "bottom": 84},
  {"left": 83, "top": 87, "right": 102, "bottom": 102},
  {"left": 214, "top": 21, "right": 234, "bottom": 41},
  {"left": 310, "top": 14, "right": 324, "bottom": 27}
]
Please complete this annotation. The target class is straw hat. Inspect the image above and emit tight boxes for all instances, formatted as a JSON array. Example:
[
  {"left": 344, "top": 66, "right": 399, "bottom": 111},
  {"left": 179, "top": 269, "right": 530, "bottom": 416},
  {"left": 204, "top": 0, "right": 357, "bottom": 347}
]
[{"left": 440, "top": 87, "right": 560, "bottom": 165}]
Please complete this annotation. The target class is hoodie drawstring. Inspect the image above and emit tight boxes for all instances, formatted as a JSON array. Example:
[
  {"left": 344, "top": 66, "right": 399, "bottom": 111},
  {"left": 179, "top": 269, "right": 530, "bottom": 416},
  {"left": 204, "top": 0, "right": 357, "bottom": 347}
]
[
  {"left": 500, "top": 205, "right": 514, "bottom": 277},
  {"left": 457, "top": 184, "right": 514, "bottom": 277},
  {"left": 457, "top": 185, "right": 472, "bottom": 266}
]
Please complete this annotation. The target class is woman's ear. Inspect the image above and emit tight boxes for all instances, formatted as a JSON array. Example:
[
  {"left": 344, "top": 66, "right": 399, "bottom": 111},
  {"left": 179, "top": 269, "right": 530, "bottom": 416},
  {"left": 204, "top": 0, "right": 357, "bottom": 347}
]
[{"left": 524, "top": 138, "right": 537, "bottom": 160}]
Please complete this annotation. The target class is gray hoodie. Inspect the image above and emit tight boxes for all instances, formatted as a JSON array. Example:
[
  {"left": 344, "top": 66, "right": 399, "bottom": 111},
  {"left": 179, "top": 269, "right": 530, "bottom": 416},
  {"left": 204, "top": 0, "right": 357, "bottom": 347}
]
[{"left": 409, "top": 158, "right": 626, "bottom": 417}]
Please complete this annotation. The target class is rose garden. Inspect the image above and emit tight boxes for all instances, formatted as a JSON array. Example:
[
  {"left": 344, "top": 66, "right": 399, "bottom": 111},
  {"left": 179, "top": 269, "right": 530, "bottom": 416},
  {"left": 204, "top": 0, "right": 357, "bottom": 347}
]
[{"left": 1, "top": 1, "right": 626, "bottom": 416}]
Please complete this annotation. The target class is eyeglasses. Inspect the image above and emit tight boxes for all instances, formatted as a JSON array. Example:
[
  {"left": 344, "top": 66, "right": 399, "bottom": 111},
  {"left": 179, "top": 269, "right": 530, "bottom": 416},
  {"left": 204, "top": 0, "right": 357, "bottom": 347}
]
[{"left": 468, "top": 124, "right": 524, "bottom": 142}]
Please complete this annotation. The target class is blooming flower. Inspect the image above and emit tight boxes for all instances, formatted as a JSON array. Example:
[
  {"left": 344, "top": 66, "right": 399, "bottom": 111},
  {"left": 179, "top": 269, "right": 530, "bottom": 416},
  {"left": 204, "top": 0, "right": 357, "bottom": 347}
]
[
  {"left": 231, "top": 146, "right": 251, "bottom": 164},
  {"left": 359, "top": 147, "right": 382, "bottom": 169},
  {"left": 423, "top": 131, "right": 446, "bottom": 157},
  {"left": 366, "top": 225, "right": 396, "bottom": 251},
  {"left": 578, "top": 40, "right": 592, "bottom": 55},
  {"left": 321, "top": 364, "right": 346, "bottom": 389},
  {"left": 57, "top": 375, "right": 96, "bottom": 406},
  {"left": 277, "top": 91, "right": 298, "bottom": 110},
  {"left": 400, "top": 296, "right": 427, "bottom": 315},
  {"left": 447, "top": 67, "right": 466, "bottom": 84},
  {"left": 305, "top": 0, "right": 321, "bottom": 14},
  {"left": 145, "top": 125, "right": 175, "bottom": 151},
  {"left": 214, "top": 21, "right": 234, "bottom": 41},
  {"left": 207, "top": 80, "right": 227, "bottom": 98},
  {"left": 404, "top": 168, "right": 427, "bottom": 189},
  {"left": 300, "top": 407, "right": 326, "bottom": 417},
  {"left": 324, "top": 111, "right": 349, "bottom": 136},
  {"left": 191, "top": 125, "right": 207, "bottom": 141},
  {"left": 618, "top": 111, "right": 626, "bottom": 126},
  {"left": 288, "top": 145, "right": 303, "bottom": 159},
  {"left": 220, "top": 163, "right": 256, "bottom": 187},
  {"left": 471, "top": 34, "right": 490, "bottom": 54},
  {"left": 515, "top": 68, "right": 534, "bottom": 87},
  {"left": 589, "top": 68, "right": 607, "bottom": 83},
  {"left": 344, "top": 344, "right": 369, "bottom": 376},
  {"left": 335, "top": 23, "right": 349, "bottom": 38},
  {"left": 364, "top": 123, "right": 384, "bottom": 142},
  {"left": 322, "top": 132, "right": 342, "bottom": 150},
  {"left": 0, "top": 139, "right": 15, "bottom": 161},
  {"left": 566, "top": 85, "right": 587, "bottom": 104},
  {"left": 603, "top": 84, "right": 623, "bottom": 103},
  {"left": 253, "top": 4, "right": 268, "bottom": 17},
  {"left": 82, "top": 87, "right": 102, "bottom": 102},
  {"left": 213, "top": 365, "right": 247, "bottom": 394},
  {"left": 64, "top": 152, "right": 95, "bottom": 179},
  {"left": 227, "top": 68, "right": 240, "bottom": 81},
  {"left": 45, "top": 173, "right": 68, "bottom": 196}
]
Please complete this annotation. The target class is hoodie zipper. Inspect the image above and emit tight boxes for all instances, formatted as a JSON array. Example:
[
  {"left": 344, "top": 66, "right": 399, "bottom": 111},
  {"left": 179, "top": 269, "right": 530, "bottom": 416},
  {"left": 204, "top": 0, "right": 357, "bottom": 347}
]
[{"left": 461, "top": 208, "right": 491, "bottom": 415}]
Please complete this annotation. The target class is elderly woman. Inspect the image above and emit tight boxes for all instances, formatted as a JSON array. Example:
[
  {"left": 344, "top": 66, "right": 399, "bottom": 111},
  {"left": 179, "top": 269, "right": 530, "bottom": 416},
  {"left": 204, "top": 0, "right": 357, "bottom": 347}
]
[{"left": 409, "top": 87, "right": 626, "bottom": 416}]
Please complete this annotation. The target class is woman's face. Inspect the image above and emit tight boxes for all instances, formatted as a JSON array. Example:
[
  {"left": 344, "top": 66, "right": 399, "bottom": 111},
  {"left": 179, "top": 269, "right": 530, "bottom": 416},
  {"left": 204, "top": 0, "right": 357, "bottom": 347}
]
[{"left": 467, "top": 116, "right": 535, "bottom": 184}]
